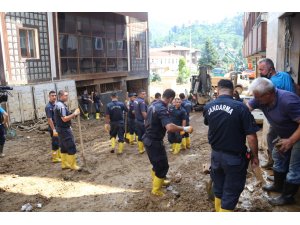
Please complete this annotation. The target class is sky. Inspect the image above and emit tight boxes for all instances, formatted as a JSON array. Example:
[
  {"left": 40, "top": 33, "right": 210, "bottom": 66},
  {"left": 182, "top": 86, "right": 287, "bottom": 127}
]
[
  {"left": 149, "top": 10, "right": 240, "bottom": 26},
  {"left": 2, "top": 0, "right": 299, "bottom": 18}
]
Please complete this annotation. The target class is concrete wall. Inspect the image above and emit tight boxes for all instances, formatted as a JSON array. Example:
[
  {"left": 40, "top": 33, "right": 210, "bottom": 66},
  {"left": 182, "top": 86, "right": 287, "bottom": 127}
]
[
  {"left": 267, "top": 12, "right": 300, "bottom": 83},
  {"left": 7, "top": 79, "right": 78, "bottom": 123},
  {"left": 289, "top": 13, "right": 300, "bottom": 83},
  {"left": 266, "top": 12, "right": 283, "bottom": 67}
]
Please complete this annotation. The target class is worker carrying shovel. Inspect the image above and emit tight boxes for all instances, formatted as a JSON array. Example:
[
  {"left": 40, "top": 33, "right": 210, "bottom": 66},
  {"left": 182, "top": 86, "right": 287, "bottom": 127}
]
[{"left": 203, "top": 79, "right": 260, "bottom": 212}]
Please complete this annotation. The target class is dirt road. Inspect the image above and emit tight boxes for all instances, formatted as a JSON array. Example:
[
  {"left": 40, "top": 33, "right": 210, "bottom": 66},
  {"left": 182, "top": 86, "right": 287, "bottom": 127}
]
[{"left": 0, "top": 112, "right": 299, "bottom": 211}]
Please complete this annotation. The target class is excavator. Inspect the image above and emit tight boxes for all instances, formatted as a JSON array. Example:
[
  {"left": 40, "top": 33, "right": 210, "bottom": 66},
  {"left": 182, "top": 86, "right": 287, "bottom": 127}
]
[
  {"left": 189, "top": 66, "right": 213, "bottom": 111},
  {"left": 190, "top": 66, "right": 243, "bottom": 111}
]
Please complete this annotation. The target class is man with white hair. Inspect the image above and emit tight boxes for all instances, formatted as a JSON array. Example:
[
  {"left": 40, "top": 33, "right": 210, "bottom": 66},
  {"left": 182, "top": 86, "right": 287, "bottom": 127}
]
[{"left": 247, "top": 77, "right": 300, "bottom": 206}]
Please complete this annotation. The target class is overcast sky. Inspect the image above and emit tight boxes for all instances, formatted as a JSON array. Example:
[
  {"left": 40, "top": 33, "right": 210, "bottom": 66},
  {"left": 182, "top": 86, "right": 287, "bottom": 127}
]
[
  {"left": 149, "top": 10, "right": 240, "bottom": 26},
  {"left": 2, "top": 0, "right": 299, "bottom": 13}
]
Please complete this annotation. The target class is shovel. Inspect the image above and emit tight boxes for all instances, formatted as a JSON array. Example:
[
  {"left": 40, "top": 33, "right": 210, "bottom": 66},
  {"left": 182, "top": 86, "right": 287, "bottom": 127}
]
[{"left": 76, "top": 105, "right": 91, "bottom": 173}]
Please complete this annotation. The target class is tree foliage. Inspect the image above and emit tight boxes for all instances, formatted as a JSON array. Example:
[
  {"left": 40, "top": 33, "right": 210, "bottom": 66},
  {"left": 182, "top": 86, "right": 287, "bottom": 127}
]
[
  {"left": 150, "top": 72, "right": 161, "bottom": 82},
  {"left": 149, "top": 13, "right": 244, "bottom": 61},
  {"left": 198, "top": 39, "right": 219, "bottom": 70},
  {"left": 176, "top": 58, "right": 190, "bottom": 84}
]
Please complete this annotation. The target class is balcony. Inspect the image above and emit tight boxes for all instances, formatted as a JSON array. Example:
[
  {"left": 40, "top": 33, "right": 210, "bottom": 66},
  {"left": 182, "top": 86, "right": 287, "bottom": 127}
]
[{"left": 243, "top": 21, "right": 267, "bottom": 57}]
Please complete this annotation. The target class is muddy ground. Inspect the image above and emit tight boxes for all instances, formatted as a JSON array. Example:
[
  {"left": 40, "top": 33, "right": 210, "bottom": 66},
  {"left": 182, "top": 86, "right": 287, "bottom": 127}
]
[{"left": 0, "top": 112, "right": 299, "bottom": 212}]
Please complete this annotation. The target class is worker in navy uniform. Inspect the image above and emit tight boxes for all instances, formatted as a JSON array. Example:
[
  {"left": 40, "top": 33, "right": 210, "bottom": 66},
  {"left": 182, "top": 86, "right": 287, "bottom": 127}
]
[
  {"left": 125, "top": 92, "right": 137, "bottom": 145},
  {"left": 105, "top": 92, "right": 128, "bottom": 154},
  {"left": 179, "top": 93, "right": 193, "bottom": 149},
  {"left": 133, "top": 89, "right": 148, "bottom": 154},
  {"left": 45, "top": 90, "right": 61, "bottom": 163},
  {"left": 143, "top": 89, "right": 193, "bottom": 196},
  {"left": 168, "top": 98, "right": 186, "bottom": 154},
  {"left": 203, "top": 79, "right": 259, "bottom": 212},
  {"left": 0, "top": 106, "right": 8, "bottom": 158},
  {"left": 151, "top": 92, "right": 161, "bottom": 104},
  {"left": 54, "top": 90, "right": 81, "bottom": 170},
  {"left": 81, "top": 90, "right": 93, "bottom": 120},
  {"left": 92, "top": 91, "right": 103, "bottom": 120}
]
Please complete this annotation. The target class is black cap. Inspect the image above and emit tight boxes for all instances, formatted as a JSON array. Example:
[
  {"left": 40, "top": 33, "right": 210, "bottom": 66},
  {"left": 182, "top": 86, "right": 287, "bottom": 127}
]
[{"left": 128, "top": 92, "right": 137, "bottom": 97}]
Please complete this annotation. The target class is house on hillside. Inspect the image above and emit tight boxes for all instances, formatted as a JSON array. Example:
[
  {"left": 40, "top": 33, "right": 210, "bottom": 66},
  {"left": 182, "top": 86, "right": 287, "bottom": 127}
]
[{"left": 149, "top": 44, "right": 200, "bottom": 80}]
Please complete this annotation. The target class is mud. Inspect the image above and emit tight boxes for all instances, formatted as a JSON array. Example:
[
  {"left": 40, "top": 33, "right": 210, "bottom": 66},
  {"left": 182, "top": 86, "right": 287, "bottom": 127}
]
[{"left": 0, "top": 112, "right": 299, "bottom": 211}]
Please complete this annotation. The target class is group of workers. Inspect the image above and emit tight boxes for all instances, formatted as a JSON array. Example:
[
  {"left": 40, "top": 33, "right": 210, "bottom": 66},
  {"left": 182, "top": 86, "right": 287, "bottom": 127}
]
[
  {"left": 104, "top": 89, "right": 193, "bottom": 155},
  {"left": 40, "top": 57, "right": 300, "bottom": 211},
  {"left": 204, "top": 58, "right": 300, "bottom": 212},
  {"left": 81, "top": 90, "right": 103, "bottom": 120},
  {"left": 45, "top": 90, "right": 81, "bottom": 170}
]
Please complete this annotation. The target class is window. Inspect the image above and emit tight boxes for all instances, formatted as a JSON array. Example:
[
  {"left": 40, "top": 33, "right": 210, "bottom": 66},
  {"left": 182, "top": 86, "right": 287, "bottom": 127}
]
[
  {"left": 100, "top": 82, "right": 121, "bottom": 93},
  {"left": 135, "top": 41, "right": 142, "bottom": 59},
  {"left": 19, "top": 28, "right": 39, "bottom": 59},
  {"left": 58, "top": 12, "right": 128, "bottom": 75}
]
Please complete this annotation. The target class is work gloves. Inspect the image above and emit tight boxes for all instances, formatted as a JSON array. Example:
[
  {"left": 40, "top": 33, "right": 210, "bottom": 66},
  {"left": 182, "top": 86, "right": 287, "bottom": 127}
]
[
  {"left": 53, "top": 129, "right": 58, "bottom": 137},
  {"left": 73, "top": 108, "right": 80, "bottom": 116},
  {"left": 180, "top": 126, "right": 193, "bottom": 135}
]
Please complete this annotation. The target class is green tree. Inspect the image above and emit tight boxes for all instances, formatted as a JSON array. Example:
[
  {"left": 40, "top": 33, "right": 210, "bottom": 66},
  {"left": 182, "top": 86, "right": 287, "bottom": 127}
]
[
  {"left": 198, "top": 39, "right": 219, "bottom": 70},
  {"left": 177, "top": 58, "right": 190, "bottom": 84},
  {"left": 150, "top": 72, "right": 161, "bottom": 82}
]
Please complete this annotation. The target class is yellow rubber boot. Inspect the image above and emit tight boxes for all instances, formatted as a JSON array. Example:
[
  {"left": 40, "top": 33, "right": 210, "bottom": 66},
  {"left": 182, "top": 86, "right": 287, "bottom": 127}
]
[
  {"left": 57, "top": 149, "right": 62, "bottom": 160},
  {"left": 61, "top": 153, "right": 71, "bottom": 169},
  {"left": 186, "top": 137, "right": 191, "bottom": 149},
  {"left": 125, "top": 133, "right": 130, "bottom": 143},
  {"left": 96, "top": 113, "right": 100, "bottom": 120},
  {"left": 172, "top": 143, "right": 181, "bottom": 155},
  {"left": 220, "top": 208, "right": 233, "bottom": 212},
  {"left": 181, "top": 138, "right": 187, "bottom": 150},
  {"left": 151, "top": 169, "right": 171, "bottom": 187},
  {"left": 129, "top": 134, "right": 134, "bottom": 145},
  {"left": 118, "top": 142, "right": 124, "bottom": 154},
  {"left": 111, "top": 137, "right": 116, "bottom": 149},
  {"left": 215, "top": 197, "right": 221, "bottom": 212},
  {"left": 151, "top": 175, "right": 165, "bottom": 196},
  {"left": 170, "top": 143, "right": 175, "bottom": 152},
  {"left": 67, "top": 154, "right": 81, "bottom": 171},
  {"left": 52, "top": 150, "right": 61, "bottom": 163},
  {"left": 84, "top": 113, "right": 89, "bottom": 120},
  {"left": 138, "top": 141, "right": 145, "bottom": 154}
]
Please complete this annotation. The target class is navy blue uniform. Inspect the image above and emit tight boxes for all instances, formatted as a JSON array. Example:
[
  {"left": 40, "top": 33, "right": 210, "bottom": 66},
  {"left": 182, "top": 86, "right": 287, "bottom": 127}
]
[
  {"left": 168, "top": 106, "right": 186, "bottom": 144},
  {"left": 54, "top": 101, "right": 77, "bottom": 155},
  {"left": 143, "top": 100, "right": 171, "bottom": 178},
  {"left": 106, "top": 100, "right": 128, "bottom": 142},
  {"left": 81, "top": 94, "right": 90, "bottom": 113},
  {"left": 93, "top": 93, "right": 101, "bottom": 113},
  {"left": 45, "top": 102, "right": 59, "bottom": 150},
  {"left": 0, "top": 107, "right": 6, "bottom": 146},
  {"left": 181, "top": 99, "right": 192, "bottom": 138},
  {"left": 203, "top": 95, "right": 259, "bottom": 210},
  {"left": 134, "top": 97, "right": 148, "bottom": 141},
  {"left": 127, "top": 100, "right": 136, "bottom": 135}
]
